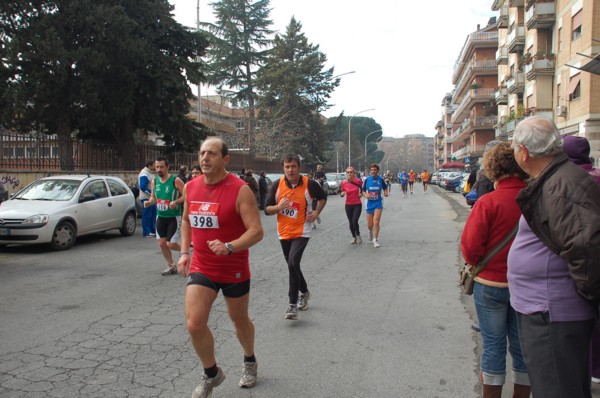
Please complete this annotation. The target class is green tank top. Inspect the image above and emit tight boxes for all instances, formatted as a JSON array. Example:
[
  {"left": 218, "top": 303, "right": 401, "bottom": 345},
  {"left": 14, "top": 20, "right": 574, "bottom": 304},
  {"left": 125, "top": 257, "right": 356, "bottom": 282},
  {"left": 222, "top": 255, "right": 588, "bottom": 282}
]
[{"left": 155, "top": 175, "right": 182, "bottom": 218}]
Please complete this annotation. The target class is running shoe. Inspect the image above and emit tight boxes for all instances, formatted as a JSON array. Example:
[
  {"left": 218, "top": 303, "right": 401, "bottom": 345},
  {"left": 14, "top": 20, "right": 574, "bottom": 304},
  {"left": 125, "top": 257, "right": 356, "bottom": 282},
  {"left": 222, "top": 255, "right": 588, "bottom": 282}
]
[
  {"left": 284, "top": 304, "right": 298, "bottom": 320},
  {"left": 373, "top": 240, "right": 380, "bottom": 248},
  {"left": 192, "top": 367, "right": 226, "bottom": 398},
  {"left": 297, "top": 290, "right": 311, "bottom": 311},
  {"left": 161, "top": 264, "right": 177, "bottom": 276},
  {"left": 350, "top": 237, "right": 357, "bottom": 244},
  {"left": 239, "top": 361, "right": 258, "bottom": 388},
  {"left": 368, "top": 231, "right": 373, "bottom": 242},
  {"left": 356, "top": 235, "right": 362, "bottom": 244}
]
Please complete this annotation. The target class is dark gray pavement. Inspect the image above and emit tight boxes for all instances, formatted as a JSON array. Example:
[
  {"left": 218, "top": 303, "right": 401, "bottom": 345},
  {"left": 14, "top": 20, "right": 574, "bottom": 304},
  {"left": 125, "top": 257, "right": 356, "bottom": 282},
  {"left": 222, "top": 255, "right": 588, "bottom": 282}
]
[{"left": 0, "top": 182, "right": 596, "bottom": 397}]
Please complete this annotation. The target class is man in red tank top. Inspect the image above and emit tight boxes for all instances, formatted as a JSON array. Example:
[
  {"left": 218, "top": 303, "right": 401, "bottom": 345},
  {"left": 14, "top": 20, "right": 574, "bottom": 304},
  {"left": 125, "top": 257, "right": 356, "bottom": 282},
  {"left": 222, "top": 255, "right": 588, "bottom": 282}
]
[{"left": 177, "top": 138, "right": 264, "bottom": 398}]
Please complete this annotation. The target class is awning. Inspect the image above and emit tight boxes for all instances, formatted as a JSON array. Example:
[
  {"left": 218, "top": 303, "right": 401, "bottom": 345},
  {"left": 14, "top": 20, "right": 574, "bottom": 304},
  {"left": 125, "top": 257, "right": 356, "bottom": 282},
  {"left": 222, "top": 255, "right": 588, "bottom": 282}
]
[
  {"left": 440, "top": 161, "right": 465, "bottom": 169},
  {"left": 567, "top": 74, "right": 581, "bottom": 95}
]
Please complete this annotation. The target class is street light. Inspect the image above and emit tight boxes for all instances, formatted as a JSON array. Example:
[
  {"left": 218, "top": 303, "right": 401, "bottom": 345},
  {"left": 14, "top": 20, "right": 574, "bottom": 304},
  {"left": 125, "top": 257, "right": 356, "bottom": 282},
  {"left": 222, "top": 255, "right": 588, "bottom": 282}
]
[
  {"left": 348, "top": 108, "right": 375, "bottom": 168},
  {"left": 196, "top": 0, "right": 202, "bottom": 125},
  {"left": 332, "top": 70, "right": 356, "bottom": 80},
  {"left": 364, "top": 129, "right": 382, "bottom": 175}
]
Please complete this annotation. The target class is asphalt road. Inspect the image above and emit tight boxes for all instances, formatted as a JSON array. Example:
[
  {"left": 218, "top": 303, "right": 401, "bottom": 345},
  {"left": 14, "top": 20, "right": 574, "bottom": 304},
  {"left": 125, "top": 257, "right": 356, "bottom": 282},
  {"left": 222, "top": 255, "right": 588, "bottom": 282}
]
[{"left": 1, "top": 183, "right": 596, "bottom": 397}]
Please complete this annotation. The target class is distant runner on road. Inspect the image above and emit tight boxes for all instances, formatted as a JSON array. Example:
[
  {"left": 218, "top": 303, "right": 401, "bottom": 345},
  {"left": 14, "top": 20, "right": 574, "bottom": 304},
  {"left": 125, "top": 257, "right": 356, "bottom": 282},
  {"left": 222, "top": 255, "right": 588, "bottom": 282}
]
[{"left": 362, "top": 163, "right": 389, "bottom": 248}]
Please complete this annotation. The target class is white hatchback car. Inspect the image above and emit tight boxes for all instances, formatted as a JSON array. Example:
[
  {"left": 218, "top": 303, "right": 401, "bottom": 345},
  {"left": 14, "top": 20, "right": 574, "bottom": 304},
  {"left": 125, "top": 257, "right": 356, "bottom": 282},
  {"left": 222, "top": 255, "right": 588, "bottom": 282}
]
[{"left": 0, "top": 175, "right": 137, "bottom": 250}]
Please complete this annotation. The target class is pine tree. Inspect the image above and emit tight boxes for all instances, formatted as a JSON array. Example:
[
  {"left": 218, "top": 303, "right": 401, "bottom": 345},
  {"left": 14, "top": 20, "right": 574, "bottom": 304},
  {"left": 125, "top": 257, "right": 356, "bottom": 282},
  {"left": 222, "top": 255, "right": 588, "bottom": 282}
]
[
  {"left": 256, "top": 17, "right": 339, "bottom": 165},
  {"left": 204, "top": 0, "right": 273, "bottom": 150}
]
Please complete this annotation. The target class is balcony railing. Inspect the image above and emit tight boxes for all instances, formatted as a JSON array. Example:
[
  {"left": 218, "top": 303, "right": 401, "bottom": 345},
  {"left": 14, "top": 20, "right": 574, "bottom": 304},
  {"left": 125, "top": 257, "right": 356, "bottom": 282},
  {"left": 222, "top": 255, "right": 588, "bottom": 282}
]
[
  {"left": 524, "top": 58, "right": 555, "bottom": 80},
  {"left": 526, "top": 2, "right": 555, "bottom": 29},
  {"left": 452, "top": 31, "right": 499, "bottom": 82},
  {"left": 448, "top": 116, "right": 497, "bottom": 143},
  {"left": 452, "top": 145, "right": 487, "bottom": 160},
  {"left": 452, "top": 88, "right": 495, "bottom": 123},
  {"left": 497, "top": 6, "right": 509, "bottom": 28},
  {"left": 508, "top": 24, "right": 525, "bottom": 53},
  {"left": 496, "top": 46, "right": 508, "bottom": 65},
  {"left": 495, "top": 87, "right": 508, "bottom": 104},
  {"left": 507, "top": 72, "right": 525, "bottom": 93}
]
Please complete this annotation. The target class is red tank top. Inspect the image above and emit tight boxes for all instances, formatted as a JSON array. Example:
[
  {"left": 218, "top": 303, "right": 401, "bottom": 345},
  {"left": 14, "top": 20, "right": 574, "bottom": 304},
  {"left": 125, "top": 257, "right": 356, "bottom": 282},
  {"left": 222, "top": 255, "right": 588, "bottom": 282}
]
[{"left": 188, "top": 173, "right": 249, "bottom": 283}]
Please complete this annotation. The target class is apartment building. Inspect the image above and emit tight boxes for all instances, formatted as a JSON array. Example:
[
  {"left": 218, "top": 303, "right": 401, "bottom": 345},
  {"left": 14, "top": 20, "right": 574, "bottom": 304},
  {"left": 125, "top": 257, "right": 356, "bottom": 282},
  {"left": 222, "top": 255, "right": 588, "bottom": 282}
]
[
  {"left": 445, "top": 19, "right": 499, "bottom": 170},
  {"left": 436, "top": 0, "right": 600, "bottom": 170},
  {"left": 494, "top": 0, "right": 599, "bottom": 163}
]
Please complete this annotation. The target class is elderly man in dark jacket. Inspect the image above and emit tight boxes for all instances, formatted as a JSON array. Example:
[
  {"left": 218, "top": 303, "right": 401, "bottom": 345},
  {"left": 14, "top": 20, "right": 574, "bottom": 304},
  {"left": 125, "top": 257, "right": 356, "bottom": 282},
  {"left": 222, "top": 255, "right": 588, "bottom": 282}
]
[{"left": 507, "top": 115, "right": 600, "bottom": 398}]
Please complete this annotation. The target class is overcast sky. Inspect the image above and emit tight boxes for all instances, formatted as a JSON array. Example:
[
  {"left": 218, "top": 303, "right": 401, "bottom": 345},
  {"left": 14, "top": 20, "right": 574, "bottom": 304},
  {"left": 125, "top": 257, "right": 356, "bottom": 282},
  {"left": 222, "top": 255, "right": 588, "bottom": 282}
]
[{"left": 169, "top": 0, "right": 496, "bottom": 138}]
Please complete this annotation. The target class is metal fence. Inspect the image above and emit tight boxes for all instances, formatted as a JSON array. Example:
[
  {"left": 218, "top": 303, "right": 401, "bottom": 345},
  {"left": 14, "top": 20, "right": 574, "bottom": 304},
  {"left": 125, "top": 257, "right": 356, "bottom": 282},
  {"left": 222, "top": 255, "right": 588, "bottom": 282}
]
[{"left": 0, "top": 130, "right": 284, "bottom": 173}]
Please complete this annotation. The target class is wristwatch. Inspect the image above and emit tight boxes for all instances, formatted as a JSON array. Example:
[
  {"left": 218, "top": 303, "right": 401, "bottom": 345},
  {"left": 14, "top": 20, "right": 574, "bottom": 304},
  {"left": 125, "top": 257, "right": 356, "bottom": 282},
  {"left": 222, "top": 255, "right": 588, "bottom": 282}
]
[{"left": 225, "top": 242, "right": 234, "bottom": 255}]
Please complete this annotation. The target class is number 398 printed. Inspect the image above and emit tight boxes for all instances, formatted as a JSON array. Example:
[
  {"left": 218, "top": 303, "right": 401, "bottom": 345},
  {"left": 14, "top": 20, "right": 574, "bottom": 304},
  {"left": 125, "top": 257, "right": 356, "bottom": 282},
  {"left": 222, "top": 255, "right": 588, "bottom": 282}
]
[{"left": 189, "top": 215, "right": 219, "bottom": 228}]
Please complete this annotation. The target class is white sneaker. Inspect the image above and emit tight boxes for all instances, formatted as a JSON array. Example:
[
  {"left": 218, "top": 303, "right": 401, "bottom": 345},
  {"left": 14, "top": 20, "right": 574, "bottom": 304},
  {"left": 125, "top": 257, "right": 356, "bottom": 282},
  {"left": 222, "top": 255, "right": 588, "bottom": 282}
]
[
  {"left": 373, "top": 240, "right": 380, "bottom": 248},
  {"left": 350, "top": 237, "right": 357, "bottom": 244},
  {"left": 356, "top": 236, "right": 362, "bottom": 244}
]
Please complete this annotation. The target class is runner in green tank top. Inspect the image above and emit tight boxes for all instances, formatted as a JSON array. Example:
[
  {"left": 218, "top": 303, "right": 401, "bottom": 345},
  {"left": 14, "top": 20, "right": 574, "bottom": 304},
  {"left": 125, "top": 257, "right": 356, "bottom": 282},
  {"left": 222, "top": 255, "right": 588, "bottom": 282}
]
[
  {"left": 144, "top": 157, "right": 185, "bottom": 275},
  {"left": 155, "top": 175, "right": 183, "bottom": 218}
]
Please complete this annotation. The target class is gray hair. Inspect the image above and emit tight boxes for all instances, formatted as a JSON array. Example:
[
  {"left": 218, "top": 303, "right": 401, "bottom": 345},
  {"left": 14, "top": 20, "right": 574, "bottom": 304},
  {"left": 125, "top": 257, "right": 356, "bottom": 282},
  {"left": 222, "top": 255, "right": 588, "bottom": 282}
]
[{"left": 512, "top": 115, "right": 562, "bottom": 157}]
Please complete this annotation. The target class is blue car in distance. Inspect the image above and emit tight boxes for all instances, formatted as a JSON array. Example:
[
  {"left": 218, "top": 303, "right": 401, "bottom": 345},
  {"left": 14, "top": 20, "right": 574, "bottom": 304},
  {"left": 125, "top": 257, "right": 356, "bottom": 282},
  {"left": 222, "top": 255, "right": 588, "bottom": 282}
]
[{"left": 443, "top": 173, "right": 465, "bottom": 193}]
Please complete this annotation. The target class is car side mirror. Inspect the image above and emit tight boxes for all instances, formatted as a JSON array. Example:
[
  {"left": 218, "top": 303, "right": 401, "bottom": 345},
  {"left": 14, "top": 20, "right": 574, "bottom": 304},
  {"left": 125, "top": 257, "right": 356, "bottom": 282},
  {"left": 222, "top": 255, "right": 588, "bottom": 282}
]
[{"left": 80, "top": 193, "right": 96, "bottom": 203}]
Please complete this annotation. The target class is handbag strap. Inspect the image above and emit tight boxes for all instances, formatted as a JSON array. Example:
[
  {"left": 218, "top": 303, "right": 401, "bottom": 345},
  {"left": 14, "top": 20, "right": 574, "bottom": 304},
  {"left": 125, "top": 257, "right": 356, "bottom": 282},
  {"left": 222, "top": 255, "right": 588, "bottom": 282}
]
[{"left": 471, "top": 223, "right": 519, "bottom": 275}]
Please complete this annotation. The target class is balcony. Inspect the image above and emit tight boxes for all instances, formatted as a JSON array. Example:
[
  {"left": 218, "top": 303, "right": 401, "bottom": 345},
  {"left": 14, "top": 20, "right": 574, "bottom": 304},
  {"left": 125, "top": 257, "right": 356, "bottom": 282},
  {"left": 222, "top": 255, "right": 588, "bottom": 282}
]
[
  {"left": 495, "top": 87, "right": 508, "bottom": 104},
  {"left": 451, "top": 88, "right": 495, "bottom": 123},
  {"left": 508, "top": 24, "right": 525, "bottom": 53},
  {"left": 448, "top": 116, "right": 497, "bottom": 143},
  {"left": 496, "top": 125, "right": 508, "bottom": 140},
  {"left": 452, "top": 31, "right": 499, "bottom": 82},
  {"left": 524, "top": 58, "right": 555, "bottom": 80},
  {"left": 496, "top": 47, "right": 508, "bottom": 65},
  {"left": 507, "top": 72, "right": 525, "bottom": 94},
  {"left": 526, "top": 1, "right": 555, "bottom": 29},
  {"left": 497, "top": 6, "right": 509, "bottom": 29},
  {"left": 452, "top": 145, "right": 487, "bottom": 160}
]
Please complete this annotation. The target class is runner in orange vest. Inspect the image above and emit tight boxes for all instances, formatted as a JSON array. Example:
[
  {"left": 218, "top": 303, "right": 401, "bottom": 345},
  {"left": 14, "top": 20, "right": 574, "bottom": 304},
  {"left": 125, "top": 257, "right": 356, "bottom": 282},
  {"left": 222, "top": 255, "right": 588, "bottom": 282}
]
[{"left": 407, "top": 170, "right": 417, "bottom": 194}]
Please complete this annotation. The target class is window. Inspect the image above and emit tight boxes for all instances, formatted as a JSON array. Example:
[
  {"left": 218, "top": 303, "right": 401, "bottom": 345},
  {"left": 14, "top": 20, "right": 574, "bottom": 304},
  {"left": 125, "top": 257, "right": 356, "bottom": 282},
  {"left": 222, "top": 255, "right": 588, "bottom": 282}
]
[
  {"left": 558, "top": 27, "right": 562, "bottom": 51},
  {"left": 568, "top": 74, "right": 581, "bottom": 101},
  {"left": 107, "top": 179, "right": 128, "bottom": 196},
  {"left": 572, "top": 11, "right": 582, "bottom": 41},
  {"left": 80, "top": 181, "right": 109, "bottom": 200}
]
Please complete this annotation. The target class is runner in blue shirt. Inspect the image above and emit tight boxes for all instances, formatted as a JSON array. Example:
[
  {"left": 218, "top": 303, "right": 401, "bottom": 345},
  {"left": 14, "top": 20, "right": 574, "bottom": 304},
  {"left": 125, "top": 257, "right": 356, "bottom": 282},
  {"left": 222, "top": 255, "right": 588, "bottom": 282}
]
[
  {"left": 398, "top": 169, "right": 409, "bottom": 198},
  {"left": 362, "top": 163, "right": 389, "bottom": 248}
]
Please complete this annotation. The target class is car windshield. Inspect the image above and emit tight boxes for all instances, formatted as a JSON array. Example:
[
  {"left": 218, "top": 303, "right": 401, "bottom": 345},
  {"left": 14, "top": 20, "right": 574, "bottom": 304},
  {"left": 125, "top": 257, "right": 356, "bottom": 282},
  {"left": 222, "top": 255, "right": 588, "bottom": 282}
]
[
  {"left": 14, "top": 179, "right": 81, "bottom": 201},
  {"left": 326, "top": 175, "right": 337, "bottom": 181}
]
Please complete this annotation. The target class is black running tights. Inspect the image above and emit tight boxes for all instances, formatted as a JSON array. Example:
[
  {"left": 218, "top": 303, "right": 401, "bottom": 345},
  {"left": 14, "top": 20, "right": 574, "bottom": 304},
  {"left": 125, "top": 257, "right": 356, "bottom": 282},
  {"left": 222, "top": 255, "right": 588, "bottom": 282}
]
[
  {"left": 345, "top": 204, "right": 362, "bottom": 238},
  {"left": 280, "top": 238, "right": 309, "bottom": 304}
]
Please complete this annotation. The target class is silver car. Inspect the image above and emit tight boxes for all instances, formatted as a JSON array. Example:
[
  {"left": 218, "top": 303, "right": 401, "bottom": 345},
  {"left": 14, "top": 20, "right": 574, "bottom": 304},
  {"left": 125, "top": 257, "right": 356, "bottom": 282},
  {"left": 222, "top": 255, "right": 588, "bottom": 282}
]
[
  {"left": 0, "top": 175, "right": 137, "bottom": 250},
  {"left": 324, "top": 173, "right": 342, "bottom": 195}
]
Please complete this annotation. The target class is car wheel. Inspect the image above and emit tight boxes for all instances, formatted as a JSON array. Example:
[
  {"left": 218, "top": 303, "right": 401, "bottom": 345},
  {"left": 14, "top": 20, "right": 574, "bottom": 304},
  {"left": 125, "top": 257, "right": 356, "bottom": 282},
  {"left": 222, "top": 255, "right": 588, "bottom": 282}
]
[
  {"left": 120, "top": 211, "right": 137, "bottom": 236},
  {"left": 49, "top": 221, "right": 76, "bottom": 251},
  {"left": 454, "top": 186, "right": 460, "bottom": 193}
]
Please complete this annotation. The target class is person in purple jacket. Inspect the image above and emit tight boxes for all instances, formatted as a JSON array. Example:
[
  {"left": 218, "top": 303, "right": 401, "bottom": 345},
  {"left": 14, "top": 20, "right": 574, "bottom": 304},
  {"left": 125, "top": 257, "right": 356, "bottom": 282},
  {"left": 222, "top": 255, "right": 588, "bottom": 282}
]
[
  {"left": 563, "top": 134, "right": 600, "bottom": 385},
  {"left": 507, "top": 116, "right": 600, "bottom": 398}
]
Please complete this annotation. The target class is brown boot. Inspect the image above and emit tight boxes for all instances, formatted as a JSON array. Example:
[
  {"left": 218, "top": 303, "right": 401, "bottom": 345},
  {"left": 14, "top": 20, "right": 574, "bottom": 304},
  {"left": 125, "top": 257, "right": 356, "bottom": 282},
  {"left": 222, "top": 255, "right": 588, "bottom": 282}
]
[
  {"left": 512, "top": 384, "right": 531, "bottom": 398},
  {"left": 483, "top": 384, "right": 502, "bottom": 398}
]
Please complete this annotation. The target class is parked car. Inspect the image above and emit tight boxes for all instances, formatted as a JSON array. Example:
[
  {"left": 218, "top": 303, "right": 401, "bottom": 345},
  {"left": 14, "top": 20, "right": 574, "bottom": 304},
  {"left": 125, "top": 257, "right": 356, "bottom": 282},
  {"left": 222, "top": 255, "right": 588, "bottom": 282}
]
[
  {"left": 430, "top": 172, "right": 440, "bottom": 185},
  {"left": 324, "top": 173, "right": 342, "bottom": 195},
  {"left": 0, "top": 175, "right": 137, "bottom": 250},
  {"left": 443, "top": 173, "right": 466, "bottom": 192}
]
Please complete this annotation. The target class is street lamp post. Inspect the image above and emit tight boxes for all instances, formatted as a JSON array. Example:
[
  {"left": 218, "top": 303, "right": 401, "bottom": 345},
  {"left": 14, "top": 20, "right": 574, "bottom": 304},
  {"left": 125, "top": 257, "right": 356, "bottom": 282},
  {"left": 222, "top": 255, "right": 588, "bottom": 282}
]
[
  {"left": 364, "top": 129, "right": 382, "bottom": 175},
  {"left": 332, "top": 70, "right": 356, "bottom": 80},
  {"left": 196, "top": 0, "right": 202, "bottom": 126},
  {"left": 348, "top": 108, "right": 375, "bottom": 168}
]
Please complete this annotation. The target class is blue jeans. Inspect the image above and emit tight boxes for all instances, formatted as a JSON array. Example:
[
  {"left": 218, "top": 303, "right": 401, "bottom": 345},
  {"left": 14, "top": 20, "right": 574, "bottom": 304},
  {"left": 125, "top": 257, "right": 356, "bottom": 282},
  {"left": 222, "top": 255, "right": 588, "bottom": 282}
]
[
  {"left": 140, "top": 199, "right": 156, "bottom": 236},
  {"left": 474, "top": 282, "right": 529, "bottom": 386}
]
